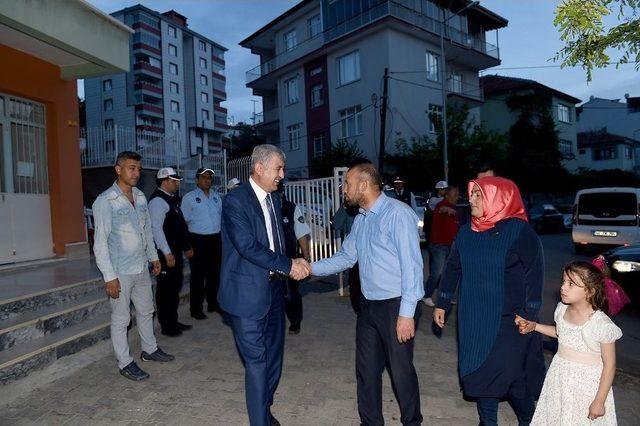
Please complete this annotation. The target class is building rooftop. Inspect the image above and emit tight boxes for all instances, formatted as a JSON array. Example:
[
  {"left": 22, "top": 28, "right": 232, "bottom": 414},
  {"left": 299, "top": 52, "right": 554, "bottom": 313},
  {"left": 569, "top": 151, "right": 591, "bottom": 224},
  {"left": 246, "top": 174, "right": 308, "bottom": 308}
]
[
  {"left": 481, "top": 75, "right": 581, "bottom": 104},
  {"left": 577, "top": 130, "right": 638, "bottom": 148}
]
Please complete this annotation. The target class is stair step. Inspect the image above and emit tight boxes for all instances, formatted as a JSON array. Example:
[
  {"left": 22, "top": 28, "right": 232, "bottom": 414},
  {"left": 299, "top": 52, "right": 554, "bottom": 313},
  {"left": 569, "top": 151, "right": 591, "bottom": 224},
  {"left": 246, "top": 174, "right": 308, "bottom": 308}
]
[
  {"left": 0, "top": 278, "right": 104, "bottom": 321},
  {"left": 0, "top": 313, "right": 111, "bottom": 384},
  {"left": 0, "top": 292, "right": 109, "bottom": 352}
]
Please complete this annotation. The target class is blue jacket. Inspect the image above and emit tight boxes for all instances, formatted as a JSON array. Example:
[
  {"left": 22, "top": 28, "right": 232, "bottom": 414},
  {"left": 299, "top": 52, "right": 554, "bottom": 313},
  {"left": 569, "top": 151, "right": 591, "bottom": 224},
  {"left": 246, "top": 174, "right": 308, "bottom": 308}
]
[{"left": 218, "top": 182, "right": 292, "bottom": 319}]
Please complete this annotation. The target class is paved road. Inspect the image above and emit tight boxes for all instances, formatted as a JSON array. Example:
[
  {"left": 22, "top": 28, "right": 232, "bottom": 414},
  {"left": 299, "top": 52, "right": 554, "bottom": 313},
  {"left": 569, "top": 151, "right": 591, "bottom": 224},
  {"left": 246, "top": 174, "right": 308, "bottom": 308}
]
[{"left": 537, "top": 232, "right": 640, "bottom": 377}]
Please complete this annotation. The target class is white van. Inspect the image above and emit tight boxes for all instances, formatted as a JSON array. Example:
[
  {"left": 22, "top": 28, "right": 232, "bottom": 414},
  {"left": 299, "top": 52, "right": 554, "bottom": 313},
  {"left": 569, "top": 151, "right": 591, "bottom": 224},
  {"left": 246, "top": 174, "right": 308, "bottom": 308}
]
[{"left": 572, "top": 187, "right": 640, "bottom": 253}]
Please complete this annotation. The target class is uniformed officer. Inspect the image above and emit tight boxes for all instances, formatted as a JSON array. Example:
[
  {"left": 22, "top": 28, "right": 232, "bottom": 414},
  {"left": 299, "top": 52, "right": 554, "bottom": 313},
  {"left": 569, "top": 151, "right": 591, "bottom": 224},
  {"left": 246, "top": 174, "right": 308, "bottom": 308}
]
[
  {"left": 277, "top": 183, "right": 311, "bottom": 334},
  {"left": 392, "top": 176, "right": 412, "bottom": 205},
  {"left": 181, "top": 167, "right": 223, "bottom": 319},
  {"left": 148, "top": 167, "right": 194, "bottom": 336}
]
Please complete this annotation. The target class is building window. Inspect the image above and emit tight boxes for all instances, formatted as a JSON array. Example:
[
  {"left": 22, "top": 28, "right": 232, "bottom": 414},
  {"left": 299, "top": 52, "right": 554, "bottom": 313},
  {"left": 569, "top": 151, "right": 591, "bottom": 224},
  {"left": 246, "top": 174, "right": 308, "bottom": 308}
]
[
  {"left": 103, "top": 99, "right": 113, "bottom": 112},
  {"left": 308, "top": 14, "right": 321, "bottom": 38},
  {"left": 200, "top": 58, "right": 207, "bottom": 69},
  {"left": 284, "top": 77, "right": 299, "bottom": 105},
  {"left": 168, "top": 25, "right": 176, "bottom": 37},
  {"left": 339, "top": 105, "right": 363, "bottom": 138},
  {"left": 287, "top": 123, "right": 302, "bottom": 150},
  {"left": 149, "top": 57, "right": 161, "bottom": 68},
  {"left": 625, "top": 146, "right": 633, "bottom": 159},
  {"left": 450, "top": 72, "right": 462, "bottom": 94},
  {"left": 103, "top": 79, "right": 112, "bottom": 91},
  {"left": 311, "top": 84, "right": 324, "bottom": 108},
  {"left": 313, "top": 134, "right": 325, "bottom": 157},
  {"left": 104, "top": 119, "right": 114, "bottom": 129},
  {"left": 201, "top": 92, "right": 209, "bottom": 103},
  {"left": 309, "top": 67, "right": 322, "bottom": 76},
  {"left": 171, "top": 120, "right": 180, "bottom": 130},
  {"left": 170, "top": 101, "right": 180, "bottom": 112},
  {"left": 559, "top": 139, "right": 573, "bottom": 156},
  {"left": 170, "top": 82, "right": 179, "bottom": 94},
  {"left": 202, "top": 109, "right": 210, "bottom": 121},
  {"left": 558, "top": 104, "right": 571, "bottom": 123},
  {"left": 593, "top": 146, "right": 617, "bottom": 160},
  {"left": 199, "top": 40, "right": 207, "bottom": 51},
  {"left": 337, "top": 51, "right": 360, "bottom": 86},
  {"left": 426, "top": 51, "right": 440, "bottom": 82},
  {"left": 169, "top": 63, "right": 178, "bottom": 75},
  {"left": 168, "top": 44, "right": 177, "bottom": 56},
  {"left": 200, "top": 74, "right": 208, "bottom": 86},
  {"left": 283, "top": 29, "right": 297, "bottom": 52},
  {"left": 428, "top": 104, "right": 442, "bottom": 133},
  {"left": 578, "top": 148, "right": 586, "bottom": 155}
]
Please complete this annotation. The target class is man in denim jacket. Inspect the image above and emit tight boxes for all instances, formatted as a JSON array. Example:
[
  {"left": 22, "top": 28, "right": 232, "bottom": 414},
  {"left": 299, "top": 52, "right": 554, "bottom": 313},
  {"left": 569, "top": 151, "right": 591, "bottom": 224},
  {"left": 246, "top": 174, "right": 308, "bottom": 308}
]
[{"left": 92, "top": 151, "right": 175, "bottom": 381}]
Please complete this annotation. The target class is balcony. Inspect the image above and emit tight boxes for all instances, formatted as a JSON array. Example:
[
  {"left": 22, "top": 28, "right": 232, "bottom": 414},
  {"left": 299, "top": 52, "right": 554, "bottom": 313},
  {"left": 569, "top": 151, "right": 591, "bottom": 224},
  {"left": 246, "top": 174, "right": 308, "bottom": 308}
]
[
  {"left": 245, "top": 0, "right": 500, "bottom": 84},
  {"left": 136, "top": 124, "right": 165, "bottom": 133},
  {"left": 134, "top": 61, "right": 162, "bottom": 78},
  {"left": 134, "top": 81, "right": 163, "bottom": 95},
  {"left": 214, "top": 121, "right": 230, "bottom": 131},
  {"left": 131, "top": 21, "right": 161, "bottom": 36},
  {"left": 212, "top": 71, "right": 226, "bottom": 82},
  {"left": 135, "top": 103, "right": 163, "bottom": 118},
  {"left": 213, "top": 89, "right": 227, "bottom": 100},
  {"left": 214, "top": 105, "right": 228, "bottom": 114},
  {"left": 212, "top": 55, "right": 225, "bottom": 66}
]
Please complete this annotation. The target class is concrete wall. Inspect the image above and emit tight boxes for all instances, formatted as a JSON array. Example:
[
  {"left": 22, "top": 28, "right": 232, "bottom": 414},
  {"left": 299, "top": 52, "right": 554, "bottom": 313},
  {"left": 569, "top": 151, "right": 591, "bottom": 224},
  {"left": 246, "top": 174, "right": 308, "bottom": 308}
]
[
  {"left": 161, "top": 19, "right": 188, "bottom": 154},
  {"left": 278, "top": 66, "right": 309, "bottom": 178}
]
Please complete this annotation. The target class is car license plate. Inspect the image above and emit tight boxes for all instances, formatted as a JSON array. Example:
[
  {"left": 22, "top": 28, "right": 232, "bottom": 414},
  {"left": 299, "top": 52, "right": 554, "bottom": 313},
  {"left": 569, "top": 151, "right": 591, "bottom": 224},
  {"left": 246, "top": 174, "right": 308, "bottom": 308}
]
[{"left": 593, "top": 230, "right": 617, "bottom": 237}]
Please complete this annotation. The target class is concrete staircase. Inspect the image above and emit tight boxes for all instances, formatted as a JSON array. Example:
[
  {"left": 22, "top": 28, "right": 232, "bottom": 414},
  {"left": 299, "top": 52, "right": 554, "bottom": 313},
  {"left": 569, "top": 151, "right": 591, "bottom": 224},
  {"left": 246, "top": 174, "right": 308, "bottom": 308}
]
[{"left": 0, "top": 260, "right": 190, "bottom": 385}]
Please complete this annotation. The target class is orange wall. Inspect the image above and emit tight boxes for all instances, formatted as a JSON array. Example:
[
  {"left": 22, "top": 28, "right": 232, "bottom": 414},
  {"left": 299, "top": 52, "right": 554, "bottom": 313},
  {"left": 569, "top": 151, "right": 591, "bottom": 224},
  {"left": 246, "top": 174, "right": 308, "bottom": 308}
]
[{"left": 0, "top": 45, "right": 85, "bottom": 255}]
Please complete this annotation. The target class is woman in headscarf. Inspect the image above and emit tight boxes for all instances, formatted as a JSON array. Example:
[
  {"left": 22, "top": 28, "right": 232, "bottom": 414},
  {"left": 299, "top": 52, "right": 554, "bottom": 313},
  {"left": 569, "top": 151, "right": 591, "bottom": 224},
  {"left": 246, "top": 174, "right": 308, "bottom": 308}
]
[{"left": 433, "top": 176, "right": 545, "bottom": 425}]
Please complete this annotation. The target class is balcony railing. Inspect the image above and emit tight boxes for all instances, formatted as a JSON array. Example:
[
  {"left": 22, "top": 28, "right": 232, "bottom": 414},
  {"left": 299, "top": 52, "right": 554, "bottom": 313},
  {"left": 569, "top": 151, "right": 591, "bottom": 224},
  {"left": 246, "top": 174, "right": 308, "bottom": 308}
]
[
  {"left": 135, "top": 103, "right": 164, "bottom": 115},
  {"left": 212, "top": 71, "right": 226, "bottom": 81},
  {"left": 214, "top": 105, "right": 228, "bottom": 114},
  {"left": 213, "top": 89, "right": 227, "bottom": 99},
  {"left": 131, "top": 21, "right": 161, "bottom": 36},
  {"left": 134, "top": 81, "right": 163, "bottom": 94},
  {"left": 245, "top": 0, "right": 499, "bottom": 84},
  {"left": 134, "top": 61, "right": 162, "bottom": 75},
  {"left": 212, "top": 55, "right": 225, "bottom": 66}
]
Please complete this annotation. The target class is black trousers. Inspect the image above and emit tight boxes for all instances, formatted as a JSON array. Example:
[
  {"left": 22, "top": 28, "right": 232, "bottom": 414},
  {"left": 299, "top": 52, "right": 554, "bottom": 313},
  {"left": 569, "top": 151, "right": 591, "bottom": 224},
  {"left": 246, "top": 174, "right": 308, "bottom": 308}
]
[
  {"left": 156, "top": 253, "right": 184, "bottom": 332},
  {"left": 356, "top": 298, "right": 422, "bottom": 426},
  {"left": 188, "top": 233, "right": 221, "bottom": 314},
  {"left": 283, "top": 278, "right": 302, "bottom": 329},
  {"left": 348, "top": 263, "right": 361, "bottom": 315}
]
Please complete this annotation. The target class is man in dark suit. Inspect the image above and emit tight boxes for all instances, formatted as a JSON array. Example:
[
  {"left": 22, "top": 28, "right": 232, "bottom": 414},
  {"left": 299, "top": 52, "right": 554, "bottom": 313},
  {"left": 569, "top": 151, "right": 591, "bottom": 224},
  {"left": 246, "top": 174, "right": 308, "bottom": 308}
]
[{"left": 219, "top": 144, "right": 311, "bottom": 426}]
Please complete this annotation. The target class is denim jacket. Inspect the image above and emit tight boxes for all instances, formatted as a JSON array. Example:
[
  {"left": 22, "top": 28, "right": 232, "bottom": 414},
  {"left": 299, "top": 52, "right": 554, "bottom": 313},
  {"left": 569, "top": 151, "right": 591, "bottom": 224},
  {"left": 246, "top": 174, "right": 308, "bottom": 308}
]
[{"left": 92, "top": 182, "right": 158, "bottom": 282}]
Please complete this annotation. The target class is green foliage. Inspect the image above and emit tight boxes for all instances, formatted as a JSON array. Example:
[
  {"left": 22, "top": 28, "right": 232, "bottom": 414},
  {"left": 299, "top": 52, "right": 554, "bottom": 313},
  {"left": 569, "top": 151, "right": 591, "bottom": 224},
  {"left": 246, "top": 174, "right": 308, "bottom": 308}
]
[
  {"left": 554, "top": 0, "right": 640, "bottom": 81},
  {"left": 310, "top": 138, "right": 366, "bottom": 177},
  {"left": 229, "top": 123, "right": 265, "bottom": 159}
]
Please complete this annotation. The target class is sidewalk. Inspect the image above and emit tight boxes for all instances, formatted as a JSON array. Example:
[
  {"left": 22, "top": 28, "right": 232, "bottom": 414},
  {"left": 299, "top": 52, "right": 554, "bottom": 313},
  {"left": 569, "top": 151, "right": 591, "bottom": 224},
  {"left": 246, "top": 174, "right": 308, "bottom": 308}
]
[{"left": 1, "top": 278, "right": 639, "bottom": 425}]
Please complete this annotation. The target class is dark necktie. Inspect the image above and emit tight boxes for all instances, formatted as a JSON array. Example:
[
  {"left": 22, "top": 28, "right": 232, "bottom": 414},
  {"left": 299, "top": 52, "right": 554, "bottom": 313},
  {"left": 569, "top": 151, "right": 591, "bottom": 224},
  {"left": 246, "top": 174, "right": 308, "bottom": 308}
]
[{"left": 265, "top": 194, "right": 284, "bottom": 254}]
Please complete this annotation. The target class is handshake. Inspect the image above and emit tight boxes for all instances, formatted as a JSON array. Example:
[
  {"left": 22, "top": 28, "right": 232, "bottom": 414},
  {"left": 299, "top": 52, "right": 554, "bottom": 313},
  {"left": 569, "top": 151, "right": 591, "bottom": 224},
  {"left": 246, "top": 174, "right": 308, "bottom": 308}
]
[{"left": 289, "top": 258, "right": 312, "bottom": 281}]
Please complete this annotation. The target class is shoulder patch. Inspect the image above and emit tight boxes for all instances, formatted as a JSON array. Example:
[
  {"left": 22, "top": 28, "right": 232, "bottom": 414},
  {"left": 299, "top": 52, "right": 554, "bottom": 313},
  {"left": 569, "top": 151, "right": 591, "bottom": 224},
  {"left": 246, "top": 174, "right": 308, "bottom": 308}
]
[{"left": 297, "top": 215, "right": 305, "bottom": 223}]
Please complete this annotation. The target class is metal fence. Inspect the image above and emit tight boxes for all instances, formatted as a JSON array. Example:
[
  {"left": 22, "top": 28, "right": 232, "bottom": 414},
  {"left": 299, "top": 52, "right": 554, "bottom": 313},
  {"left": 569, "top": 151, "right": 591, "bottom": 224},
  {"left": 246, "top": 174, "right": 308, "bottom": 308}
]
[
  {"left": 227, "top": 155, "right": 252, "bottom": 185},
  {"left": 80, "top": 125, "right": 180, "bottom": 169}
]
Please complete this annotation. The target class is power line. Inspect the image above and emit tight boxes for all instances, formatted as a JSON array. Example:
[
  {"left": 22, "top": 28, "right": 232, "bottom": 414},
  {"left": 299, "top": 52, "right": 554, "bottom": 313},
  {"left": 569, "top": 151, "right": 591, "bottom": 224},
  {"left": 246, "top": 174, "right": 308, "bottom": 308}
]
[{"left": 390, "top": 61, "right": 638, "bottom": 74}]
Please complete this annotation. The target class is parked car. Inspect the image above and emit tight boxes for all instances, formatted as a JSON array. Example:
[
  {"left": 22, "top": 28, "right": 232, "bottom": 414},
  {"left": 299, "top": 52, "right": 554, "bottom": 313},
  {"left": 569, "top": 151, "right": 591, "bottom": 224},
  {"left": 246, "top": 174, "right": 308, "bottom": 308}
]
[
  {"left": 602, "top": 244, "right": 640, "bottom": 306},
  {"left": 413, "top": 195, "right": 428, "bottom": 242},
  {"left": 555, "top": 204, "right": 573, "bottom": 231},
  {"left": 528, "top": 204, "right": 564, "bottom": 233},
  {"left": 572, "top": 187, "right": 640, "bottom": 254}
]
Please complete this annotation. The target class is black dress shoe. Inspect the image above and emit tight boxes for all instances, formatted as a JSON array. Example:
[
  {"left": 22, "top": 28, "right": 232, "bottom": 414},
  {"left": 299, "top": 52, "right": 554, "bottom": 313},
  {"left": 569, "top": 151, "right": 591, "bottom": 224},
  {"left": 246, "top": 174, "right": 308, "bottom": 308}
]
[
  {"left": 191, "top": 312, "right": 207, "bottom": 320},
  {"left": 161, "top": 328, "right": 182, "bottom": 337},
  {"left": 269, "top": 414, "right": 280, "bottom": 426},
  {"left": 288, "top": 325, "right": 300, "bottom": 335},
  {"left": 177, "top": 322, "right": 192, "bottom": 331}
]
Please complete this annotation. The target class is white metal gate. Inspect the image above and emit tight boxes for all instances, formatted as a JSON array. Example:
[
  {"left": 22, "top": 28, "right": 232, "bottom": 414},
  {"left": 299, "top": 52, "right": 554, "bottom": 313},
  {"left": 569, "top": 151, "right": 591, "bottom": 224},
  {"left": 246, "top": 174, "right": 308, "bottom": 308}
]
[{"left": 0, "top": 93, "right": 53, "bottom": 264}]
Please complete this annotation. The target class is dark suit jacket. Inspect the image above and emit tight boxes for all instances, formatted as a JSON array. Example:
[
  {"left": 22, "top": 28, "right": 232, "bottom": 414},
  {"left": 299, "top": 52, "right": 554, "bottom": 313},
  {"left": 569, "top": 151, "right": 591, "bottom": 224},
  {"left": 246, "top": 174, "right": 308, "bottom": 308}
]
[{"left": 218, "top": 182, "right": 292, "bottom": 319}]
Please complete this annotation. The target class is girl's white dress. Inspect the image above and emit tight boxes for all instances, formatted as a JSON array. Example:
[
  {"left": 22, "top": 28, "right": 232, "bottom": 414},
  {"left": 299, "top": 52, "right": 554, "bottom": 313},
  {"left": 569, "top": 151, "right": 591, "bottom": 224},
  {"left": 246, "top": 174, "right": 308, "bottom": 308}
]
[{"left": 531, "top": 302, "right": 622, "bottom": 425}]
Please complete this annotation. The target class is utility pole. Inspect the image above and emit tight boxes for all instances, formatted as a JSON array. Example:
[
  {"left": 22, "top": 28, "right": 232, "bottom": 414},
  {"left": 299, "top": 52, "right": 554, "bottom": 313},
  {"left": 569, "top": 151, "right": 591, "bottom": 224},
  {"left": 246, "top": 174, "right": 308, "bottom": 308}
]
[{"left": 378, "top": 67, "right": 389, "bottom": 174}]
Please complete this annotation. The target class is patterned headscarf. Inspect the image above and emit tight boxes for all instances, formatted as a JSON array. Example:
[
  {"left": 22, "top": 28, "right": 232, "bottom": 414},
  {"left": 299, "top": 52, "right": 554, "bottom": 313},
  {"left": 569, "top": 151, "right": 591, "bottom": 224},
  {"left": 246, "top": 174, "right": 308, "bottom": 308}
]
[{"left": 468, "top": 176, "right": 528, "bottom": 232}]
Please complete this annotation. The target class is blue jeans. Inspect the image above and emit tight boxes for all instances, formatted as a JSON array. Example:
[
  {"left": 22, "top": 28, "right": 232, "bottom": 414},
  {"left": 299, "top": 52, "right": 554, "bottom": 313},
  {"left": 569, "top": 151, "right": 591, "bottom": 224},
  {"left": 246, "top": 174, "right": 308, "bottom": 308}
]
[
  {"left": 476, "top": 396, "right": 535, "bottom": 425},
  {"left": 424, "top": 243, "right": 450, "bottom": 299}
]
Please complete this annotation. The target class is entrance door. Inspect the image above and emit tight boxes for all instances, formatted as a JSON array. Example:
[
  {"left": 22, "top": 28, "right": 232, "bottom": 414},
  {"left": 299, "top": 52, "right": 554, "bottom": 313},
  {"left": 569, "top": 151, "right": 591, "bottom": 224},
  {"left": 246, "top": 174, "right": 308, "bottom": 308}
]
[{"left": 0, "top": 93, "right": 53, "bottom": 264}]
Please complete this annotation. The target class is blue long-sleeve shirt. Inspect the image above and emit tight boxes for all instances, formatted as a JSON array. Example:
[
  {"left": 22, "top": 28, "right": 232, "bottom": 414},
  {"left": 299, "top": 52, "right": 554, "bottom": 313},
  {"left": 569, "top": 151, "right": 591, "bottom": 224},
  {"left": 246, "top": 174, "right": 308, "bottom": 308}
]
[
  {"left": 181, "top": 187, "right": 222, "bottom": 234},
  {"left": 312, "top": 193, "right": 424, "bottom": 317}
]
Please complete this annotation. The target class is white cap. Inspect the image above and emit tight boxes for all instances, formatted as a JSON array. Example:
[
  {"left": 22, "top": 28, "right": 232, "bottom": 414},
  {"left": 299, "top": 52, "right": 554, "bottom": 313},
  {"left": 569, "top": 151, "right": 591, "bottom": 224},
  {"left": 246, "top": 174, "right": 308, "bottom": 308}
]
[
  {"left": 435, "top": 180, "right": 448, "bottom": 189},
  {"left": 156, "top": 167, "right": 182, "bottom": 180},
  {"left": 227, "top": 178, "right": 241, "bottom": 189}
]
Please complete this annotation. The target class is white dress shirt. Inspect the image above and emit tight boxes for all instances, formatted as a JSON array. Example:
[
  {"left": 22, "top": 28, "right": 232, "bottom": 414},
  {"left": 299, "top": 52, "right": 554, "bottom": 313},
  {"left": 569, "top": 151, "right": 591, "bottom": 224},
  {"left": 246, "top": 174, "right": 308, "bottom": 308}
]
[{"left": 249, "top": 177, "right": 275, "bottom": 252}]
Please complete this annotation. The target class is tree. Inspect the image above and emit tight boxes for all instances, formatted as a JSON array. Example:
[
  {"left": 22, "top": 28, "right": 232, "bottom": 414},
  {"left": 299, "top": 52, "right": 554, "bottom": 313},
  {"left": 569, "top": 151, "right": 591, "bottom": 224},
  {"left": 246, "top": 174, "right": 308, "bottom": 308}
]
[
  {"left": 229, "top": 122, "right": 265, "bottom": 159},
  {"left": 505, "top": 93, "right": 571, "bottom": 195},
  {"left": 554, "top": 0, "right": 640, "bottom": 81},
  {"left": 310, "top": 138, "right": 366, "bottom": 177}
]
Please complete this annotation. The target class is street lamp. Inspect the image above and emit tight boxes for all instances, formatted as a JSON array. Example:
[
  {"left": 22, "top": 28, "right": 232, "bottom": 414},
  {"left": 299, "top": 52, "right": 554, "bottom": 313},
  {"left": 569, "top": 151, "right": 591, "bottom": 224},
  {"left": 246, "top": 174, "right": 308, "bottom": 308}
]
[{"left": 439, "top": 1, "right": 479, "bottom": 183}]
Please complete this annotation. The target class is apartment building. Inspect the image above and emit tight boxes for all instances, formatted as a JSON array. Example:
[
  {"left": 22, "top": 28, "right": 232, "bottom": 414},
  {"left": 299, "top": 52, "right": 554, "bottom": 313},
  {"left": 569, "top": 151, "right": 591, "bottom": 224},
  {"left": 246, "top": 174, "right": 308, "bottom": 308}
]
[
  {"left": 84, "top": 5, "right": 228, "bottom": 163},
  {"left": 242, "top": 0, "right": 507, "bottom": 178},
  {"left": 577, "top": 131, "right": 638, "bottom": 173},
  {"left": 480, "top": 75, "right": 581, "bottom": 171}
]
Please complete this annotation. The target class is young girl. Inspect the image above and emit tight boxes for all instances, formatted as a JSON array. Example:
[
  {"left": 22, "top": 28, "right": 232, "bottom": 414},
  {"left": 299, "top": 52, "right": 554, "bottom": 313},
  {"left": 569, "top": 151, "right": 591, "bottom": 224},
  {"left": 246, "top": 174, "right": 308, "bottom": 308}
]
[{"left": 516, "top": 261, "right": 622, "bottom": 425}]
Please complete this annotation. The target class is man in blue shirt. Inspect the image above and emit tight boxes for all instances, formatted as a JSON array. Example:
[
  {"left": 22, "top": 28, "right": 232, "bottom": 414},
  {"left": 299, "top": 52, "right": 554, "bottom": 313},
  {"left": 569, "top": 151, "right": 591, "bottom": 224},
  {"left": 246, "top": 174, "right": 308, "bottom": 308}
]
[
  {"left": 312, "top": 162, "right": 424, "bottom": 425},
  {"left": 181, "top": 167, "right": 223, "bottom": 319}
]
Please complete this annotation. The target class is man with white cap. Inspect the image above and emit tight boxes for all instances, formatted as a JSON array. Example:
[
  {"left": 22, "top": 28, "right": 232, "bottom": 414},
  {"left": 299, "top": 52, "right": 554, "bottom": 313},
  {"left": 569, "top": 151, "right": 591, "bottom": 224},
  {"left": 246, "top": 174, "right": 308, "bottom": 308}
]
[
  {"left": 227, "top": 177, "right": 241, "bottom": 192},
  {"left": 148, "top": 167, "right": 194, "bottom": 336},
  {"left": 428, "top": 180, "right": 448, "bottom": 212},
  {"left": 181, "top": 167, "right": 223, "bottom": 319}
]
